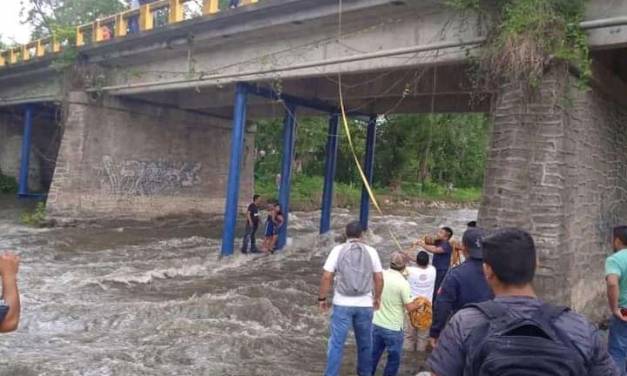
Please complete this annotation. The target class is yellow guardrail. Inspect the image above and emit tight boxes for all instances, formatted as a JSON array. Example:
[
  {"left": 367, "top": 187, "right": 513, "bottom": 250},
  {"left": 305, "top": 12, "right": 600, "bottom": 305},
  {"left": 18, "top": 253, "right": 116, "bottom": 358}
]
[{"left": 0, "top": 0, "right": 259, "bottom": 68}]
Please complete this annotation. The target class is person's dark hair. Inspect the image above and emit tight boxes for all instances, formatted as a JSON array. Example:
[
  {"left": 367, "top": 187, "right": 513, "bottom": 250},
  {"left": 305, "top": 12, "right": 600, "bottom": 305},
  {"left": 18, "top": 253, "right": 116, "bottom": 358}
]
[
  {"left": 345, "top": 221, "right": 363, "bottom": 239},
  {"left": 253, "top": 194, "right": 260, "bottom": 201},
  {"left": 416, "top": 251, "right": 429, "bottom": 267},
  {"left": 482, "top": 228, "right": 536, "bottom": 285},
  {"left": 274, "top": 203, "right": 282, "bottom": 215},
  {"left": 467, "top": 221, "right": 477, "bottom": 228},
  {"left": 442, "top": 227, "right": 453, "bottom": 239},
  {"left": 614, "top": 226, "right": 627, "bottom": 247}
]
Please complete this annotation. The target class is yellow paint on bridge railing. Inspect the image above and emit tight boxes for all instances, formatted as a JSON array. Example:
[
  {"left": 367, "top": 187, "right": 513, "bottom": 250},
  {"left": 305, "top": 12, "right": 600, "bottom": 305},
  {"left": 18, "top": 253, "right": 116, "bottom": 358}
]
[{"left": 0, "top": 0, "right": 260, "bottom": 68}]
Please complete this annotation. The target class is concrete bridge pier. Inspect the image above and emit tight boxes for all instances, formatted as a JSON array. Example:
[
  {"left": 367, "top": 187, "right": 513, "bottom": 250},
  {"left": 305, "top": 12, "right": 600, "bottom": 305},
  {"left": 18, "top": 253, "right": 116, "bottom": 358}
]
[
  {"left": 479, "top": 65, "right": 627, "bottom": 321},
  {"left": 47, "top": 92, "right": 255, "bottom": 221}
]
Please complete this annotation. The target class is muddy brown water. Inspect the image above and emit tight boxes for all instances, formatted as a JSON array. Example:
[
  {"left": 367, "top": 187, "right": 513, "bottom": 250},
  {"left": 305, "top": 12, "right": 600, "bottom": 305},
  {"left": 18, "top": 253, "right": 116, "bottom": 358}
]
[{"left": 0, "top": 194, "right": 476, "bottom": 375}]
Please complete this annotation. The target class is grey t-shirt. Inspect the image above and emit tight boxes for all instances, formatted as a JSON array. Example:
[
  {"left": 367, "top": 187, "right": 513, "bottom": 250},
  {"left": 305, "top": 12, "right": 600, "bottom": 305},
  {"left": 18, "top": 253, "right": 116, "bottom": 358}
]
[{"left": 427, "top": 296, "right": 619, "bottom": 376}]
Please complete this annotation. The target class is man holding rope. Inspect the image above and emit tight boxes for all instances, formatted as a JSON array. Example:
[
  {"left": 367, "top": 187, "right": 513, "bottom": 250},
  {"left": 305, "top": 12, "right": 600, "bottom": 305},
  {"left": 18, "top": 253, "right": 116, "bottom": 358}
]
[{"left": 414, "top": 227, "right": 454, "bottom": 303}]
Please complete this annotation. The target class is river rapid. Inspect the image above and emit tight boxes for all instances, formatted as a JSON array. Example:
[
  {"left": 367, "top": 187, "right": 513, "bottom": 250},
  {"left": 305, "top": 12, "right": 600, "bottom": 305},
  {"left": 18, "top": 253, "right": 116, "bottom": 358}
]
[{"left": 0, "top": 195, "right": 476, "bottom": 376}]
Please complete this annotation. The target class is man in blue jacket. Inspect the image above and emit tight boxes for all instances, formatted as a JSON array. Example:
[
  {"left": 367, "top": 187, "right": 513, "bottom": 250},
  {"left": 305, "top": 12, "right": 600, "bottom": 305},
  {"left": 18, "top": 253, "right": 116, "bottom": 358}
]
[{"left": 428, "top": 227, "right": 493, "bottom": 347}]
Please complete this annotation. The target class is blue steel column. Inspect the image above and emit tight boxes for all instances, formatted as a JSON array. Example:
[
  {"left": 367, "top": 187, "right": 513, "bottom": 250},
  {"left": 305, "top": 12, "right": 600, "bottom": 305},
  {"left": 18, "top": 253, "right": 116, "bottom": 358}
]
[
  {"left": 221, "top": 83, "right": 248, "bottom": 256},
  {"left": 359, "top": 116, "right": 377, "bottom": 230},
  {"left": 18, "top": 105, "right": 34, "bottom": 197},
  {"left": 320, "top": 113, "right": 339, "bottom": 234},
  {"left": 277, "top": 104, "right": 297, "bottom": 250}
]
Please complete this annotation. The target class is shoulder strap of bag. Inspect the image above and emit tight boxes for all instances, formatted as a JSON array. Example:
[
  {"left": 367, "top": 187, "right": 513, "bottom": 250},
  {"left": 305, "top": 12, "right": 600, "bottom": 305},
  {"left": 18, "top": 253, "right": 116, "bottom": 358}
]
[{"left": 465, "top": 300, "right": 508, "bottom": 320}]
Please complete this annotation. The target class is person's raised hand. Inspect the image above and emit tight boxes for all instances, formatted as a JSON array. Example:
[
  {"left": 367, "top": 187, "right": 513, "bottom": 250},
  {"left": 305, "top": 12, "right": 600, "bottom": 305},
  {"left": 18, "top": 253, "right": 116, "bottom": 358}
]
[{"left": 0, "top": 252, "right": 19, "bottom": 278}]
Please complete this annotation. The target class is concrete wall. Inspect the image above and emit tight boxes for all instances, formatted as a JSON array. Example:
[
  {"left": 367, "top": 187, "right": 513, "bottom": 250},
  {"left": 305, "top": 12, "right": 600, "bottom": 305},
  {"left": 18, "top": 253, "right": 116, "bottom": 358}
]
[
  {"left": 46, "top": 92, "right": 255, "bottom": 220},
  {"left": 0, "top": 110, "right": 61, "bottom": 192},
  {"left": 479, "top": 69, "right": 627, "bottom": 320}
]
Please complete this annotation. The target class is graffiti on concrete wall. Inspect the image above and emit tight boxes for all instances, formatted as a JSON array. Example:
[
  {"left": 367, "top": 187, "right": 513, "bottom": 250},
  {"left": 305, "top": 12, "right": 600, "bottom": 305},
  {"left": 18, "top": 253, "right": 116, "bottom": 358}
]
[{"left": 98, "top": 156, "right": 201, "bottom": 196}]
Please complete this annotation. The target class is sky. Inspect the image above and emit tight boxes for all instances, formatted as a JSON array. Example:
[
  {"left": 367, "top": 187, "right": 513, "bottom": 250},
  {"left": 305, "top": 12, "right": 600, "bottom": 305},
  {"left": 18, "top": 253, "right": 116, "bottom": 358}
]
[{"left": 0, "top": 1, "right": 32, "bottom": 45}]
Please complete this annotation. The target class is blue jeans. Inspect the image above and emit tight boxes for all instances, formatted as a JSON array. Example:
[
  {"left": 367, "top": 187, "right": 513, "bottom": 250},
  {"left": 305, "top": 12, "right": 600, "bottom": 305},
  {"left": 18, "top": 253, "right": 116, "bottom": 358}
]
[
  {"left": 240, "top": 223, "right": 258, "bottom": 253},
  {"left": 609, "top": 316, "right": 627, "bottom": 375},
  {"left": 371, "top": 324, "right": 404, "bottom": 376},
  {"left": 325, "top": 305, "right": 373, "bottom": 376}
]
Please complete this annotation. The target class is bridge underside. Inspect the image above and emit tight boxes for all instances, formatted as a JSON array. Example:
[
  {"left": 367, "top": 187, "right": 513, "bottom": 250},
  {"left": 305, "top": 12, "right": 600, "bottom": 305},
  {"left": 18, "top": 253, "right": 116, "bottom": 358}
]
[{"left": 117, "top": 65, "right": 492, "bottom": 118}]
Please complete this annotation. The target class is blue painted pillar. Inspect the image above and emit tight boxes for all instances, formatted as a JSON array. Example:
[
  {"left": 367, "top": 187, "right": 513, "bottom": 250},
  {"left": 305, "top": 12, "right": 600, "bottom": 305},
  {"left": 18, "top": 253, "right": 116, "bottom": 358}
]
[
  {"left": 221, "top": 83, "right": 248, "bottom": 256},
  {"left": 359, "top": 115, "right": 377, "bottom": 230},
  {"left": 18, "top": 105, "right": 34, "bottom": 197},
  {"left": 277, "top": 104, "right": 297, "bottom": 250},
  {"left": 320, "top": 113, "right": 339, "bottom": 234}
]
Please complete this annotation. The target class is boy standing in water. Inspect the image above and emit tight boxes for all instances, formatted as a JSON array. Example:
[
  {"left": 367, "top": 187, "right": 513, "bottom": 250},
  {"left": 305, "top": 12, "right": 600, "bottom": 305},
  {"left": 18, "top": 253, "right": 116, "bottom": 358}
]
[
  {"left": 261, "top": 203, "right": 275, "bottom": 253},
  {"left": 268, "top": 203, "right": 285, "bottom": 253}
]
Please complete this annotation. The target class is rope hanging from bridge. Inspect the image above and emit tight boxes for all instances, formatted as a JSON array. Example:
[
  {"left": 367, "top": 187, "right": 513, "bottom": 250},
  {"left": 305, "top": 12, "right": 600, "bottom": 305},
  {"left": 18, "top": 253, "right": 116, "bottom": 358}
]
[{"left": 335, "top": 0, "right": 404, "bottom": 253}]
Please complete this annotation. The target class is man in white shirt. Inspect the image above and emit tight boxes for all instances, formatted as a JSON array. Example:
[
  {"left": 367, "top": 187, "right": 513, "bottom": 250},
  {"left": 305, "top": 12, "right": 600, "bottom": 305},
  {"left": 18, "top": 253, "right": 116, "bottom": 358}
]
[
  {"left": 405, "top": 251, "right": 436, "bottom": 351},
  {"left": 318, "top": 221, "right": 384, "bottom": 376}
]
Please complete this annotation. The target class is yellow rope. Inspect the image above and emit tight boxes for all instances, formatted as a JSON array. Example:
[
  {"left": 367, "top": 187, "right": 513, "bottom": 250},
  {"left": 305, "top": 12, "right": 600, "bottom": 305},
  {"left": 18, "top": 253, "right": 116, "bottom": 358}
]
[{"left": 336, "top": 76, "right": 404, "bottom": 253}]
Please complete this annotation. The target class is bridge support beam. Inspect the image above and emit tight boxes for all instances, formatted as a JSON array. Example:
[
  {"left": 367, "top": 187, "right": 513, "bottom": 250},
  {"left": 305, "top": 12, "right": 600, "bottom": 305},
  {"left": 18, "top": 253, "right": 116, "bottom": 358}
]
[
  {"left": 277, "top": 104, "right": 297, "bottom": 250},
  {"left": 359, "top": 115, "right": 377, "bottom": 231},
  {"left": 221, "top": 83, "right": 249, "bottom": 256},
  {"left": 17, "top": 104, "right": 33, "bottom": 197},
  {"left": 320, "top": 113, "right": 339, "bottom": 234},
  {"left": 479, "top": 67, "right": 627, "bottom": 321}
]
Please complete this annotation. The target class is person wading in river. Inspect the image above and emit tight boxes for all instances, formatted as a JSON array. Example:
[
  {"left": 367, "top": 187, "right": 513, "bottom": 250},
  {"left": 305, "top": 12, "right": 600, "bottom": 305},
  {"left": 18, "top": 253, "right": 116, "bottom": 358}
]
[
  {"left": 241, "top": 195, "right": 261, "bottom": 254},
  {"left": 0, "top": 252, "right": 20, "bottom": 332},
  {"left": 319, "top": 221, "right": 384, "bottom": 376}
]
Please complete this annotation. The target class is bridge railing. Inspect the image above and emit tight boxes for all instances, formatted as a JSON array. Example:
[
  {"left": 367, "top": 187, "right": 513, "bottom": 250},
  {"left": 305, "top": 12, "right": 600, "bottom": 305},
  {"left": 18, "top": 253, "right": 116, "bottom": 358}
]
[{"left": 0, "top": 0, "right": 259, "bottom": 68}]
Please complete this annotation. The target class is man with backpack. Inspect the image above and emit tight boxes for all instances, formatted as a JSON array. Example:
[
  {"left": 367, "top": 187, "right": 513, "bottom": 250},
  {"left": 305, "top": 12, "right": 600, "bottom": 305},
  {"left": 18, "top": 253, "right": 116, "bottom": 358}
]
[
  {"left": 428, "top": 228, "right": 493, "bottom": 348},
  {"left": 318, "top": 221, "right": 384, "bottom": 376},
  {"left": 427, "top": 228, "right": 618, "bottom": 376},
  {"left": 606, "top": 225, "right": 627, "bottom": 373}
]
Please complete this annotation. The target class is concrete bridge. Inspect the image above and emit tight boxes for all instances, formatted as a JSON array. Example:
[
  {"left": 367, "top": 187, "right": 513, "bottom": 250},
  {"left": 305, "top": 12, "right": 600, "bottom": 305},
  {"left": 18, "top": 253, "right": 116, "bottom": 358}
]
[{"left": 1, "top": 0, "right": 627, "bottom": 320}]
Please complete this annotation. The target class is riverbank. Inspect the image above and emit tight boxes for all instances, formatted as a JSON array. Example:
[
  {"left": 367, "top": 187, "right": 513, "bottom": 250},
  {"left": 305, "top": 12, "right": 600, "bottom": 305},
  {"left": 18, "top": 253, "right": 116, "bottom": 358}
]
[{"left": 256, "top": 175, "right": 481, "bottom": 212}]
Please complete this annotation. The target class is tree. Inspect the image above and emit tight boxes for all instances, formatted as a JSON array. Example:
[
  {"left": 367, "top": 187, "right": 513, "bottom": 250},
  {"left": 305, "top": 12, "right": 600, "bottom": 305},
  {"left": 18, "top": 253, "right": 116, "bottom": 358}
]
[{"left": 22, "top": 0, "right": 126, "bottom": 40}]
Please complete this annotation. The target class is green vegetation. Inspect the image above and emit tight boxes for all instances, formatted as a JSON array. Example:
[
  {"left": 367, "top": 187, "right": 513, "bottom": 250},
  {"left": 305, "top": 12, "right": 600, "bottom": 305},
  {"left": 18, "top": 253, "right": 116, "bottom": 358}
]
[
  {"left": 22, "top": 0, "right": 126, "bottom": 39},
  {"left": 449, "top": 0, "right": 590, "bottom": 89},
  {"left": 256, "top": 175, "right": 482, "bottom": 211},
  {"left": 254, "top": 114, "right": 488, "bottom": 210},
  {"left": 21, "top": 202, "right": 47, "bottom": 226},
  {"left": 0, "top": 171, "right": 18, "bottom": 194}
]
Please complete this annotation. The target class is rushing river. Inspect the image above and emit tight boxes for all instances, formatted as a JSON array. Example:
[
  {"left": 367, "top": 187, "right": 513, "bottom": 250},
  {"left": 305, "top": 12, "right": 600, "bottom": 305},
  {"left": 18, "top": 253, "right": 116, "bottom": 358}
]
[{"left": 0, "top": 195, "right": 476, "bottom": 376}]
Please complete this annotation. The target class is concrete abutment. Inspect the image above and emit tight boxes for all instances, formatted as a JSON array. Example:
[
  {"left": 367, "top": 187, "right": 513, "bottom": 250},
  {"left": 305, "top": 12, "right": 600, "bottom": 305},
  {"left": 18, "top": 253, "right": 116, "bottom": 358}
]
[
  {"left": 479, "top": 67, "right": 627, "bottom": 321},
  {"left": 46, "top": 92, "right": 255, "bottom": 220}
]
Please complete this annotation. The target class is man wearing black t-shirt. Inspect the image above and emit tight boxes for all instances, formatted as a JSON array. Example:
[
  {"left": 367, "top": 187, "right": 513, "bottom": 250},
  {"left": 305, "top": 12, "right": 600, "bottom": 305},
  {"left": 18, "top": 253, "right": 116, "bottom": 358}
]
[
  {"left": 241, "top": 195, "right": 261, "bottom": 254},
  {"left": 417, "top": 227, "right": 453, "bottom": 302}
]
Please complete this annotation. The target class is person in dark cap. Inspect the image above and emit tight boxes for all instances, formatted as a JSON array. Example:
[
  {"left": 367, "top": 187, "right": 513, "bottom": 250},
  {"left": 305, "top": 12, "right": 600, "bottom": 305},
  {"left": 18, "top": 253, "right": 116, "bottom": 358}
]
[{"left": 428, "top": 228, "right": 493, "bottom": 347}]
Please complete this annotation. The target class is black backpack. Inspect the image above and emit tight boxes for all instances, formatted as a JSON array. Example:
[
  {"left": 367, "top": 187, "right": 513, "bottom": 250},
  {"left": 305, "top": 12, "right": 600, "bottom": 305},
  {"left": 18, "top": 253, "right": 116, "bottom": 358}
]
[{"left": 463, "top": 301, "right": 588, "bottom": 376}]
